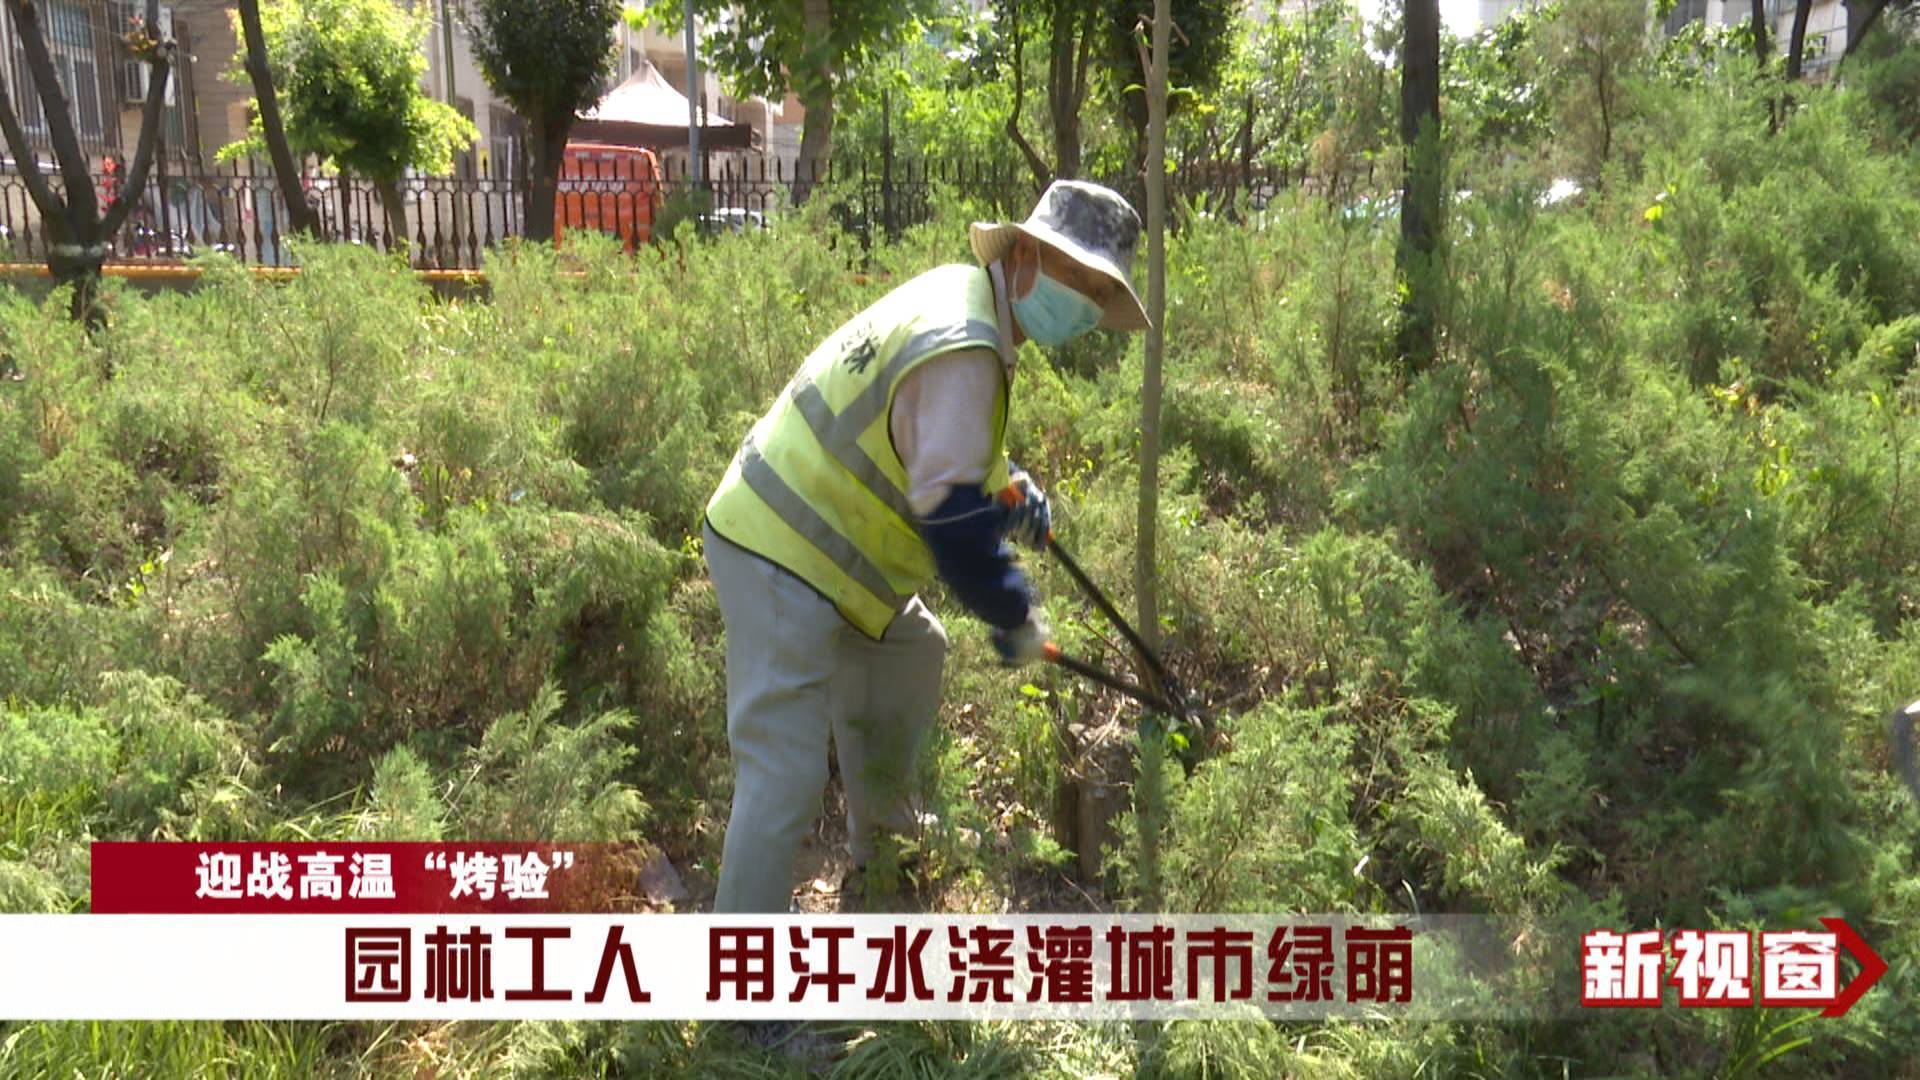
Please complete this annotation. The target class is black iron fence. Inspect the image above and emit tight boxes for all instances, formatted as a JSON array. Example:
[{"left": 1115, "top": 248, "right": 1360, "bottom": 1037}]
[{"left": 0, "top": 156, "right": 1301, "bottom": 272}]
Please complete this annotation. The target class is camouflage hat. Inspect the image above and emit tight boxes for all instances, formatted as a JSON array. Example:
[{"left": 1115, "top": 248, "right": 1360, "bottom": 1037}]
[{"left": 970, "top": 179, "right": 1150, "bottom": 332}]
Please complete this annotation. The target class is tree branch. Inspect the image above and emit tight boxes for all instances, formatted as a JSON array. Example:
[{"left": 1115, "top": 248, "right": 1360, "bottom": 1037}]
[
  {"left": 1046, "top": 0, "right": 1066, "bottom": 133},
  {"left": 1786, "top": 0, "right": 1813, "bottom": 80},
  {"left": 1843, "top": 0, "right": 1893, "bottom": 58},
  {"left": 237, "top": 0, "right": 317, "bottom": 237},
  {"left": 1071, "top": 0, "right": 1095, "bottom": 117},
  {"left": 0, "top": 56, "right": 62, "bottom": 224},
  {"left": 102, "top": 0, "right": 173, "bottom": 237},
  {"left": 1004, "top": 0, "right": 1051, "bottom": 187},
  {"left": 7, "top": 0, "right": 97, "bottom": 222}
]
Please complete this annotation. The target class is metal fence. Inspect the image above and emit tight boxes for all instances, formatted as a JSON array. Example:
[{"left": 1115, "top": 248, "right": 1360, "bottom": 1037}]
[{"left": 0, "top": 155, "right": 1301, "bottom": 272}]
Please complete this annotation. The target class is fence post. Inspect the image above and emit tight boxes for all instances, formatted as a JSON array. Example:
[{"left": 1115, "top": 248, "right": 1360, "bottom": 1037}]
[
  {"left": 481, "top": 172, "right": 495, "bottom": 254},
  {"left": 881, "top": 89, "right": 895, "bottom": 239},
  {"left": 416, "top": 177, "right": 431, "bottom": 268},
  {"left": 156, "top": 137, "right": 172, "bottom": 256},
  {"left": 251, "top": 161, "right": 267, "bottom": 260}
]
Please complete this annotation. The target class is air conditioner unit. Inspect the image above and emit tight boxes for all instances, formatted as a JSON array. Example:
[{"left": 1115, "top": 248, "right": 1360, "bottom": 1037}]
[{"left": 122, "top": 6, "right": 175, "bottom": 107}]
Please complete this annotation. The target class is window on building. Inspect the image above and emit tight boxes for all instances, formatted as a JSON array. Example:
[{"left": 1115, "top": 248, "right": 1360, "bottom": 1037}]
[
  {"left": 1805, "top": 29, "right": 1836, "bottom": 67},
  {"left": 8, "top": 0, "right": 108, "bottom": 143},
  {"left": 111, "top": 2, "right": 174, "bottom": 108}
]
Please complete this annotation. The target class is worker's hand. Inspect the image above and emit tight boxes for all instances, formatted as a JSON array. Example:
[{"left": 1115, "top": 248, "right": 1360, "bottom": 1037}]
[
  {"left": 1000, "top": 470, "right": 1051, "bottom": 550},
  {"left": 991, "top": 609, "right": 1052, "bottom": 668}
]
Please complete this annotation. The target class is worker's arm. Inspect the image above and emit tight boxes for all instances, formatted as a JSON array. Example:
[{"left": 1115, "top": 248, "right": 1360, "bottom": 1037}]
[
  {"left": 893, "top": 349, "right": 1032, "bottom": 631},
  {"left": 917, "top": 487, "right": 1032, "bottom": 629}
]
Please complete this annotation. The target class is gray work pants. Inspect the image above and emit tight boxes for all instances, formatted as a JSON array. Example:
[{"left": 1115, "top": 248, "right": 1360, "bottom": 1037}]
[{"left": 703, "top": 524, "right": 946, "bottom": 913}]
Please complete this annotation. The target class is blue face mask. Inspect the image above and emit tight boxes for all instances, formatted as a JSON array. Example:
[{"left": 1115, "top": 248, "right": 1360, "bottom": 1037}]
[{"left": 1012, "top": 269, "right": 1103, "bottom": 347}]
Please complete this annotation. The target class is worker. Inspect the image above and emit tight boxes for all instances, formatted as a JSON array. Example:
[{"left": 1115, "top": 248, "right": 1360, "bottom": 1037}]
[{"left": 702, "top": 179, "right": 1151, "bottom": 913}]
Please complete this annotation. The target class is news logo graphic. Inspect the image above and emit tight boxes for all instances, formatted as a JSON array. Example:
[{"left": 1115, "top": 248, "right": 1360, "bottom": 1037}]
[{"left": 1581, "top": 919, "right": 1885, "bottom": 1017}]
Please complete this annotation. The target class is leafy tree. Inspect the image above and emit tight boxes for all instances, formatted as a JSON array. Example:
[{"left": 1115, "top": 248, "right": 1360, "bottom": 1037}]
[
  {"left": 830, "top": 8, "right": 1022, "bottom": 173},
  {"left": 1000, "top": 0, "right": 1104, "bottom": 184},
  {"left": 1847, "top": 5, "right": 1920, "bottom": 142},
  {"left": 1398, "top": 0, "right": 1442, "bottom": 371},
  {"left": 1843, "top": 0, "right": 1919, "bottom": 59},
  {"left": 1442, "top": 0, "right": 1553, "bottom": 153},
  {"left": 1190, "top": 0, "right": 1350, "bottom": 176},
  {"left": 230, "top": 0, "right": 477, "bottom": 257},
  {"left": 1103, "top": 0, "right": 1235, "bottom": 183},
  {"left": 230, "top": 0, "right": 319, "bottom": 239},
  {"left": 1213, "top": 2, "right": 1393, "bottom": 203},
  {"left": 1535, "top": 0, "right": 1649, "bottom": 182},
  {"left": 464, "top": 0, "right": 622, "bottom": 243},
  {"left": 0, "top": 0, "right": 173, "bottom": 323},
  {"left": 659, "top": 0, "right": 931, "bottom": 202}
]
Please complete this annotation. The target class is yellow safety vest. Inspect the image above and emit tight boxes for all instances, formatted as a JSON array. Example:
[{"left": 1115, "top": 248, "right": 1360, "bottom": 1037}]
[{"left": 706, "top": 264, "right": 1012, "bottom": 639}]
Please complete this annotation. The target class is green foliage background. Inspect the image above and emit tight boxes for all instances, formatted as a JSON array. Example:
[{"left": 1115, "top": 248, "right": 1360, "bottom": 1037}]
[
  {"left": 220, "top": 0, "right": 477, "bottom": 183},
  {"left": 4, "top": 7, "right": 1920, "bottom": 1078}
]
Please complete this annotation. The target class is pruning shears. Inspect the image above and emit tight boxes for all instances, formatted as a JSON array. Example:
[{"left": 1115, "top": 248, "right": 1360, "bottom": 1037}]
[{"left": 999, "top": 486, "right": 1215, "bottom": 765}]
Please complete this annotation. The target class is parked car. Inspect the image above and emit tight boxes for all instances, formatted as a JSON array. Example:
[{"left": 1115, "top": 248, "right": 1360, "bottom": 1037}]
[{"left": 696, "top": 207, "right": 770, "bottom": 235}]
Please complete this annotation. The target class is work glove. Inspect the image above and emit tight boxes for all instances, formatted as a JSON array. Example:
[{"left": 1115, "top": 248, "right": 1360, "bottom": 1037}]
[
  {"left": 1000, "top": 469, "right": 1052, "bottom": 550},
  {"left": 991, "top": 609, "right": 1052, "bottom": 668}
]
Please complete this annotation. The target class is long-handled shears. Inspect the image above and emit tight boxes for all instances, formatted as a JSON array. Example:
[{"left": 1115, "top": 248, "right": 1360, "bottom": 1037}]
[{"left": 999, "top": 487, "right": 1213, "bottom": 759}]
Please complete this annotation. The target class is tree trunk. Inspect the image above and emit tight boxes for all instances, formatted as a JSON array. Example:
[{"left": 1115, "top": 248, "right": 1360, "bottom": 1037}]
[
  {"left": 0, "top": 0, "right": 169, "bottom": 327},
  {"left": 791, "top": 0, "right": 834, "bottom": 206},
  {"left": 793, "top": 84, "right": 834, "bottom": 206},
  {"left": 1844, "top": 0, "right": 1893, "bottom": 59},
  {"left": 1751, "top": 0, "right": 1771, "bottom": 63},
  {"left": 1599, "top": 67, "right": 1614, "bottom": 166},
  {"left": 1136, "top": 0, "right": 1169, "bottom": 665},
  {"left": 1045, "top": 0, "right": 1091, "bottom": 179},
  {"left": 373, "top": 176, "right": 409, "bottom": 261},
  {"left": 1786, "top": 0, "right": 1813, "bottom": 79},
  {"left": 1133, "top": 0, "right": 1171, "bottom": 920},
  {"left": 1396, "top": 0, "right": 1443, "bottom": 373},
  {"left": 238, "top": 0, "right": 318, "bottom": 238},
  {"left": 522, "top": 114, "right": 569, "bottom": 243},
  {"left": 1005, "top": 0, "right": 1053, "bottom": 189}
]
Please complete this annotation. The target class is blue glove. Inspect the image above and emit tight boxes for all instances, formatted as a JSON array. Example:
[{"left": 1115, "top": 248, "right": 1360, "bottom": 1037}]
[
  {"left": 917, "top": 486, "right": 1033, "bottom": 630},
  {"left": 1000, "top": 469, "right": 1051, "bottom": 550},
  {"left": 991, "top": 610, "right": 1052, "bottom": 667}
]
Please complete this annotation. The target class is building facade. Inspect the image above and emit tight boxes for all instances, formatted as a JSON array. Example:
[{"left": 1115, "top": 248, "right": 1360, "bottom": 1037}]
[
  {"left": 1, "top": 0, "right": 203, "bottom": 167},
  {"left": 0, "top": 2, "right": 801, "bottom": 179}
]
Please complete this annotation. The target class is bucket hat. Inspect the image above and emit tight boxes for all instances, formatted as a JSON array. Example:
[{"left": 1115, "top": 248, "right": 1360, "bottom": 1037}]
[{"left": 969, "top": 179, "right": 1150, "bottom": 332}]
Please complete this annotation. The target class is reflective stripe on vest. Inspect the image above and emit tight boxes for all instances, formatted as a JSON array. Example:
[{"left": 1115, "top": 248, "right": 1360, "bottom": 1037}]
[
  {"left": 736, "top": 438, "right": 905, "bottom": 609},
  {"left": 705, "top": 264, "right": 1011, "bottom": 639}
]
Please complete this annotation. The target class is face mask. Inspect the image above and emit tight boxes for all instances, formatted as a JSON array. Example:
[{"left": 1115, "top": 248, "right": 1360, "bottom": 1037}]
[{"left": 1012, "top": 269, "right": 1103, "bottom": 347}]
